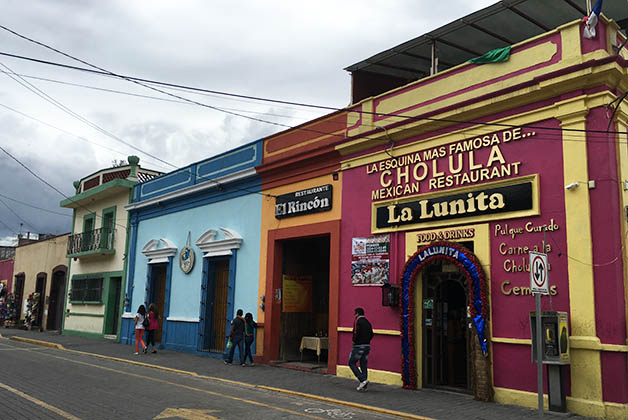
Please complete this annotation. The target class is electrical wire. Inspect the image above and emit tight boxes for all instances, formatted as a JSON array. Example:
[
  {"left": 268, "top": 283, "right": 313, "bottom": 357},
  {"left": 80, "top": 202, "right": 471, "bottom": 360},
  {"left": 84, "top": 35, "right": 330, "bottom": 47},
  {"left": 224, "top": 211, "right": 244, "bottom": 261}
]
[
  {"left": 0, "top": 197, "right": 40, "bottom": 232},
  {"left": 1, "top": 47, "right": 628, "bottom": 140},
  {"left": 0, "top": 69, "right": 318, "bottom": 121},
  {"left": 0, "top": 60, "right": 178, "bottom": 169},
  {"left": 0, "top": 102, "right": 172, "bottom": 172},
  {"left": 0, "top": 191, "right": 72, "bottom": 217},
  {"left": 0, "top": 145, "right": 128, "bottom": 232}
]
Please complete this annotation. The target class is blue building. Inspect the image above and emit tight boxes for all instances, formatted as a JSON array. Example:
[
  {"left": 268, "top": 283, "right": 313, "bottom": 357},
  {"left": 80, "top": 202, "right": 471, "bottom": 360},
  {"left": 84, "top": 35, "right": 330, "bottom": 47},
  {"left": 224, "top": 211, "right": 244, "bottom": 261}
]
[{"left": 121, "top": 141, "right": 263, "bottom": 357}]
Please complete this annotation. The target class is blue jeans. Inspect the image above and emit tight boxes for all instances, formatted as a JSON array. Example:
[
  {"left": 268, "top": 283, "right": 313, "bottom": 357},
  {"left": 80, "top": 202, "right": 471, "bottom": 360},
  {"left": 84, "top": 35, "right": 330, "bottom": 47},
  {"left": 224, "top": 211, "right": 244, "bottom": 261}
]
[
  {"left": 226, "top": 335, "right": 244, "bottom": 364},
  {"left": 244, "top": 336, "right": 255, "bottom": 364},
  {"left": 348, "top": 344, "right": 370, "bottom": 382}
]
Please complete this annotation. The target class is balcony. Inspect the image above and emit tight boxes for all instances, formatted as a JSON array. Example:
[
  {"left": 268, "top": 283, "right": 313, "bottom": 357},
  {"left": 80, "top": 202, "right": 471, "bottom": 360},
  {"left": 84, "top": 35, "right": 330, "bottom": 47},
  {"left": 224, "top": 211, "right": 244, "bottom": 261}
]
[{"left": 67, "top": 228, "right": 116, "bottom": 258}]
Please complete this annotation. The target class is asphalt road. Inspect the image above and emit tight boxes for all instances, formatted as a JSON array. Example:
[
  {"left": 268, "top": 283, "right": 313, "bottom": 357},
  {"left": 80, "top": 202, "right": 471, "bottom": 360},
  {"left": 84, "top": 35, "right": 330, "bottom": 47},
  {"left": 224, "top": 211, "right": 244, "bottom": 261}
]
[{"left": 0, "top": 338, "right": 413, "bottom": 420}]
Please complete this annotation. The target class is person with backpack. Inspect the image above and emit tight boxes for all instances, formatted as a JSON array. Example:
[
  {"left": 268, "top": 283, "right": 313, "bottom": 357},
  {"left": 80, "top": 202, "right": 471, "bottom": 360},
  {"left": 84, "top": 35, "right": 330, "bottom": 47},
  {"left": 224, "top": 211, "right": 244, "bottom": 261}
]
[
  {"left": 243, "top": 312, "right": 257, "bottom": 366},
  {"left": 349, "top": 307, "right": 374, "bottom": 391},
  {"left": 145, "top": 303, "right": 159, "bottom": 354},
  {"left": 133, "top": 304, "right": 148, "bottom": 355},
  {"left": 224, "top": 309, "right": 245, "bottom": 366}
]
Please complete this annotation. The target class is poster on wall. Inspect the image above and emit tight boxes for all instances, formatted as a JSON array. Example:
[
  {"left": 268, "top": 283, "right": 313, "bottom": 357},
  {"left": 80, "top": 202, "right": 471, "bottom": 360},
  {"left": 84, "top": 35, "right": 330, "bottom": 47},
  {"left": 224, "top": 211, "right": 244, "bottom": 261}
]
[
  {"left": 351, "top": 235, "right": 390, "bottom": 286},
  {"left": 282, "top": 275, "right": 312, "bottom": 312}
]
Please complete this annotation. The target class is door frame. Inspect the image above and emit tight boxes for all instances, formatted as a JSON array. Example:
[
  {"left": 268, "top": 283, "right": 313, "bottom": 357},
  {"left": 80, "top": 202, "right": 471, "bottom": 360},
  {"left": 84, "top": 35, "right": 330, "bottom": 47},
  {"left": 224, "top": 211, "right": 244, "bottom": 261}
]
[
  {"left": 46, "top": 266, "right": 67, "bottom": 331},
  {"left": 263, "top": 220, "right": 340, "bottom": 373},
  {"left": 144, "top": 260, "right": 173, "bottom": 349},
  {"left": 197, "top": 255, "right": 236, "bottom": 353},
  {"left": 422, "top": 269, "right": 470, "bottom": 390}
]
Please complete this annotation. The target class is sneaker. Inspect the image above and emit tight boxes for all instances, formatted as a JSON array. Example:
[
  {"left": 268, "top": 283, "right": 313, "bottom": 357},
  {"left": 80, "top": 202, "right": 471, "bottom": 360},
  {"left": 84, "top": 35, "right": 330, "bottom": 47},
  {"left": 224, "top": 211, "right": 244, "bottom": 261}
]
[
  {"left": 134, "top": 352, "right": 139, "bottom": 355},
  {"left": 356, "top": 380, "right": 369, "bottom": 391},
  {"left": 249, "top": 362, "right": 255, "bottom": 367},
  {"left": 152, "top": 350, "right": 157, "bottom": 354},
  {"left": 224, "top": 360, "right": 231, "bottom": 365},
  {"left": 143, "top": 347, "right": 147, "bottom": 354},
  {"left": 240, "top": 363, "right": 246, "bottom": 366}
]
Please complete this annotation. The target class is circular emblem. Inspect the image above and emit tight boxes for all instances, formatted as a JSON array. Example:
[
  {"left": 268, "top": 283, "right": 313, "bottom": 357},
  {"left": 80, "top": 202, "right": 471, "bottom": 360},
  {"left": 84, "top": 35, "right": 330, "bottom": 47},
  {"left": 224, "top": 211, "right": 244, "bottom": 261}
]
[{"left": 179, "top": 245, "right": 195, "bottom": 274}]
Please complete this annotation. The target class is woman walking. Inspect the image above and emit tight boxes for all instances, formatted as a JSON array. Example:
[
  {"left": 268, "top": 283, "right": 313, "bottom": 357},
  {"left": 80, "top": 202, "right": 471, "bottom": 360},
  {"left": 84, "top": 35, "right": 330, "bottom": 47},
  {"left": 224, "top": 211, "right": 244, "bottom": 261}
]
[
  {"left": 243, "top": 312, "right": 257, "bottom": 366},
  {"left": 146, "top": 303, "right": 159, "bottom": 353},
  {"left": 133, "top": 304, "right": 148, "bottom": 355}
]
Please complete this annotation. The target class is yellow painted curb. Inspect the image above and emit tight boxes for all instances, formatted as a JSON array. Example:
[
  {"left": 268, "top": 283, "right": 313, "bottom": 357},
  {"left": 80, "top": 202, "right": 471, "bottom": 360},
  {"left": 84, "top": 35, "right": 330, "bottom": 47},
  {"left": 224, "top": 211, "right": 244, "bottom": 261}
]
[
  {"left": 8, "top": 336, "right": 433, "bottom": 420},
  {"left": 65, "top": 349, "right": 200, "bottom": 377},
  {"left": 256, "top": 385, "right": 435, "bottom": 420},
  {"left": 10, "top": 336, "right": 65, "bottom": 350}
]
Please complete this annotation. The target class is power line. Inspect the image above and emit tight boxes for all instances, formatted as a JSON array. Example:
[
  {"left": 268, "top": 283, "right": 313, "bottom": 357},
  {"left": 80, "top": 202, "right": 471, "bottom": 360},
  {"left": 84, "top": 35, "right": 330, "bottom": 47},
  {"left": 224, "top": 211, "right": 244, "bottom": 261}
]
[
  {"left": 0, "top": 191, "right": 72, "bottom": 218},
  {"left": 0, "top": 197, "right": 40, "bottom": 232},
  {"left": 1, "top": 48, "right": 627, "bottom": 142},
  {"left": 0, "top": 145, "right": 129, "bottom": 232},
  {"left": 0, "top": 101, "right": 172, "bottom": 172},
  {"left": 0, "top": 61, "right": 178, "bottom": 170}
]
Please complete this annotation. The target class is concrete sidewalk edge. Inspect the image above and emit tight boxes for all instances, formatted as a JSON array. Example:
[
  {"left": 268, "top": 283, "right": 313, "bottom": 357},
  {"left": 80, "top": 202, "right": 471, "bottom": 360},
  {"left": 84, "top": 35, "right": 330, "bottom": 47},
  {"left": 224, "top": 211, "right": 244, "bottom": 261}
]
[
  {"left": 10, "top": 336, "right": 65, "bottom": 350},
  {"left": 6, "top": 335, "right": 435, "bottom": 420}
]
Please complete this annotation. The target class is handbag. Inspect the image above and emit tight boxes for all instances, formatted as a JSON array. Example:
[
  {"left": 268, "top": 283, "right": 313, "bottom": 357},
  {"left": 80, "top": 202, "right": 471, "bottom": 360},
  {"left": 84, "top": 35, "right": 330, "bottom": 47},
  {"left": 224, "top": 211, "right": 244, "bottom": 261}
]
[
  {"left": 142, "top": 314, "right": 149, "bottom": 329},
  {"left": 226, "top": 338, "right": 233, "bottom": 350}
]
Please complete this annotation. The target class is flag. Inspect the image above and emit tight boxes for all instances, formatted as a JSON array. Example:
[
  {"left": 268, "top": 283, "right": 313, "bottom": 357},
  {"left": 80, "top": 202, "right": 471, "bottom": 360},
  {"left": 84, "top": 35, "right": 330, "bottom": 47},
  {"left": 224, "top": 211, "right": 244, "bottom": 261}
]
[
  {"left": 583, "top": 0, "right": 603, "bottom": 39},
  {"left": 468, "top": 46, "right": 510, "bottom": 64}
]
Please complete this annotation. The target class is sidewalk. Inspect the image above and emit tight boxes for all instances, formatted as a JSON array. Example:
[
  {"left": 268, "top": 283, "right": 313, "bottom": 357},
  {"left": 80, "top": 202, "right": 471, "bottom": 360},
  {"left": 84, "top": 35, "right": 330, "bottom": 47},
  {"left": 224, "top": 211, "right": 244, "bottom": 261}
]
[{"left": 0, "top": 328, "right": 591, "bottom": 420}]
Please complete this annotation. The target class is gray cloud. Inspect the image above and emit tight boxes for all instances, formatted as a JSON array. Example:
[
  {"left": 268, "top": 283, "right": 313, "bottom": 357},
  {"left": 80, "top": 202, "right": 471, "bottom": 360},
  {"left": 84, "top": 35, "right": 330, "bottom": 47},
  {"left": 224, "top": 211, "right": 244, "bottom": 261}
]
[{"left": 0, "top": 0, "right": 497, "bottom": 240}]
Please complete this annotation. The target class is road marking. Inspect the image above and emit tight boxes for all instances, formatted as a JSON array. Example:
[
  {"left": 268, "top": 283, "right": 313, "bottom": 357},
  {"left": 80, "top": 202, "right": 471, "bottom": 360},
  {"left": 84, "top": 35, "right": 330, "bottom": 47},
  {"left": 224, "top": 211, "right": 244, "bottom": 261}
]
[
  {"left": 154, "top": 408, "right": 221, "bottom": 419},
  {"left": 0, "top": 381, "right": 82, "bottom": 420},
  {"left": 29, "top": 351, "right": 327, "bottom": 420},
  {"left": 5, "top": 338, "right": 427, "bottom": 420}
]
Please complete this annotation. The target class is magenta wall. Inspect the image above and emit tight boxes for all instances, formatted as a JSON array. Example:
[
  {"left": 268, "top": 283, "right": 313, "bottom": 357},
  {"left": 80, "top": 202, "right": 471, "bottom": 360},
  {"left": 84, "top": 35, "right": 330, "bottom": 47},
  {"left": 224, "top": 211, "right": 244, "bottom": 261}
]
[
  {"left": 587, "top": 107, "right": 628, "bottom": 403},
  {"left": 340, "top": 118, "right": 570, "bottom": 393},
  {"left": 0, "top": 258, "right": 13, "bottom": 293}
]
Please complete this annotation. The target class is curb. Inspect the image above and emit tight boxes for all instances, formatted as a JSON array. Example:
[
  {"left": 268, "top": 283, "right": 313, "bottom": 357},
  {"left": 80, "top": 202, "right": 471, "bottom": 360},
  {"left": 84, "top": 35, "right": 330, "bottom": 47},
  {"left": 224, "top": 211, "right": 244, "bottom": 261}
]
[
  {"left": 9, "top": 336, "right": 65, "bottom": 350},
  {"left": 7, "top": 335, "right": 434, "bottom": 420}
]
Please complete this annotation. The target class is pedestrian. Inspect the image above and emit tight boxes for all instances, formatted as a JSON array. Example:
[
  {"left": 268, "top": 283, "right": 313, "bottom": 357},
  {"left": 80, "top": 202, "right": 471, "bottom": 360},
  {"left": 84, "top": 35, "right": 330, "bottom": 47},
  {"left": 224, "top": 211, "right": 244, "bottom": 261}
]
[
  {"left": 133, "top": 304, "right": 148, "bottom": 355},
  {"left": 349, "top": 307, "right": 374, "bottom": 391},
  {"left": 145, "top": 303, "right": 159, "bottom": 354},
  {"left": 224, "top": 309, "right": 245, "bottom": 366},
  {"left": 243, "top": 312, "right": 257, "bottom": 366}
]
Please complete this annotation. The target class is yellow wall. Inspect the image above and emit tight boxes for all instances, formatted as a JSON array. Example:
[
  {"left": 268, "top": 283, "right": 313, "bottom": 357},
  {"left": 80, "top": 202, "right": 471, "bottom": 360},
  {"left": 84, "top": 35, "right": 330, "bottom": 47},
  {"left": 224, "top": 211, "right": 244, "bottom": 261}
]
[
  {"left": 257, "top": 173, "right": 341, "bottom": 353},
  {"left": 65, "top": 191, "right": 130, "bottom": 333},
  {"left": 13, "top": 234, "right": 68, "bottom": 326}
]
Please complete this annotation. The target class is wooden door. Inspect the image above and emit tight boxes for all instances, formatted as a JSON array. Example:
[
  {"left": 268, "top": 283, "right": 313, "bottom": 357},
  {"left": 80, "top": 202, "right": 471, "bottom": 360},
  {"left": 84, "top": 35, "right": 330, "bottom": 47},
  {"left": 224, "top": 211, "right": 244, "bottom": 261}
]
[{"left": 210, "top": 260, "right": 229, "bottom": 352}]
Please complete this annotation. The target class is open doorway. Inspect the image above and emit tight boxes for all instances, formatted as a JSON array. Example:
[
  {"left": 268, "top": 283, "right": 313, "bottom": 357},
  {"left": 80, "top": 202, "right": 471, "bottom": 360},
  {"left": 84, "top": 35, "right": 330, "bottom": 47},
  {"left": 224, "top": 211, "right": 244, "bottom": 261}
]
[
  {"left": 422, "top": 261, "right": 470, "bottom": 392},
  {"left": 147, "top": 264, "right": 167, "bottom": 345},
  {"left": 279, "top": 235, "right": 330, "bottom": 370},
  {"left": 46, "top": 268, "right": 66, "bottom": 331}
]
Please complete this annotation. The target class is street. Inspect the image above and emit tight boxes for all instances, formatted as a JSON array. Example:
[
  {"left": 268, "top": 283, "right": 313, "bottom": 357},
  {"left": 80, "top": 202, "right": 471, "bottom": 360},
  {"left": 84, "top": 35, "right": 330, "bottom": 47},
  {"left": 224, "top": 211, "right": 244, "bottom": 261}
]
[{"left": 0, "top": 338, "right": 410, "bottom": 420}]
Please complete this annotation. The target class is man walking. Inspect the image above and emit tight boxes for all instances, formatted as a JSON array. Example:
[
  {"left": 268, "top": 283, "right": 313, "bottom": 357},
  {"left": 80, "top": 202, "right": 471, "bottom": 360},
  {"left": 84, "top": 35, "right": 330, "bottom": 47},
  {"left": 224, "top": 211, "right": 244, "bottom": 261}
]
[
  {"left": 349, "top": 307, "right": 373, "bottom": 391},
  {"left": 225, "top": 309, "right": 246, "bottom": 366}
]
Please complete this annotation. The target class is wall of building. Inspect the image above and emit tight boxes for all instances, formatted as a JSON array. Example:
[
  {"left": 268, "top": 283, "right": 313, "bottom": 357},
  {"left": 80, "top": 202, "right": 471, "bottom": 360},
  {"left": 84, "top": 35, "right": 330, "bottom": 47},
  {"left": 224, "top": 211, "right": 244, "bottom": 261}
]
[
  {"left": 0, "top": 258, "right": 13, "bottom": 294},
  {"left": 64, "top": 191, "right": 131, "bottom": 335},
  {"left": 333, "top": 17, "right": 627, "bottom": 420},
  {"left": 12, "top": 235, "right": 68, "bottom": 327}
]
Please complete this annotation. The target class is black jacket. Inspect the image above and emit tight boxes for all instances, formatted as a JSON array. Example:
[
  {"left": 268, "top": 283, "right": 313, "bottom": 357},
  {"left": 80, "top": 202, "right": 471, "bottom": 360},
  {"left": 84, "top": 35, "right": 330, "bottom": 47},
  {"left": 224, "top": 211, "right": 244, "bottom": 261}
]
[{"left": 352, "top": 316, "right": 374, "bottom": 345}]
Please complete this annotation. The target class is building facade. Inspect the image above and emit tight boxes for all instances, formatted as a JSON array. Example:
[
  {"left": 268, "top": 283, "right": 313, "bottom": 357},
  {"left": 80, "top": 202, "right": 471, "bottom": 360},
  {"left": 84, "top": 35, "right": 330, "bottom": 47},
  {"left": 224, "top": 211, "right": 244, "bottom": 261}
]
[
  {"left": 121, "top": 141, "right": 263, "bottom": 356},
  {"left": 12, "top": 234, "right": 68, "bottom": 331},
  {"left": 330, "top": 16, "right": 627, "bottom": 420},
  {"left": 61, "top": 157, "right": 161, "bottom": 339}
]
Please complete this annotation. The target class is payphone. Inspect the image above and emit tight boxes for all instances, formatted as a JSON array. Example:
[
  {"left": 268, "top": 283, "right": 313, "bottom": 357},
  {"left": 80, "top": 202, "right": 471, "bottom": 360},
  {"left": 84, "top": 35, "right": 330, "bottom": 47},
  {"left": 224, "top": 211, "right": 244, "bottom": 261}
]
[
  {"left": 530, "top": 311, "right": 569, "bottom": 364},
  {"left": 530, "top": 311, "right": 569, "bottom": 412}
]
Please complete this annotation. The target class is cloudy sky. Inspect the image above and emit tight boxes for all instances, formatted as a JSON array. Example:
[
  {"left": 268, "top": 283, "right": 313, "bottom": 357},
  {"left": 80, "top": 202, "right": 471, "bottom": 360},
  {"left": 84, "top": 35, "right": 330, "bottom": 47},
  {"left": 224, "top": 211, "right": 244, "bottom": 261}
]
[{"left": 0, "top": 0, "right": 496, "bottom": 244}]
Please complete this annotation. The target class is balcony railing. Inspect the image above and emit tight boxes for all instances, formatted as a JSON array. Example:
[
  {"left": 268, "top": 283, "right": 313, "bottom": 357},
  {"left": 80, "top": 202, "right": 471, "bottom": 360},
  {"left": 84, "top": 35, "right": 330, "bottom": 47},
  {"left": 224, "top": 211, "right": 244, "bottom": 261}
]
[{"left": 67, "top": 228, "right": 115, "bottom": 257}]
